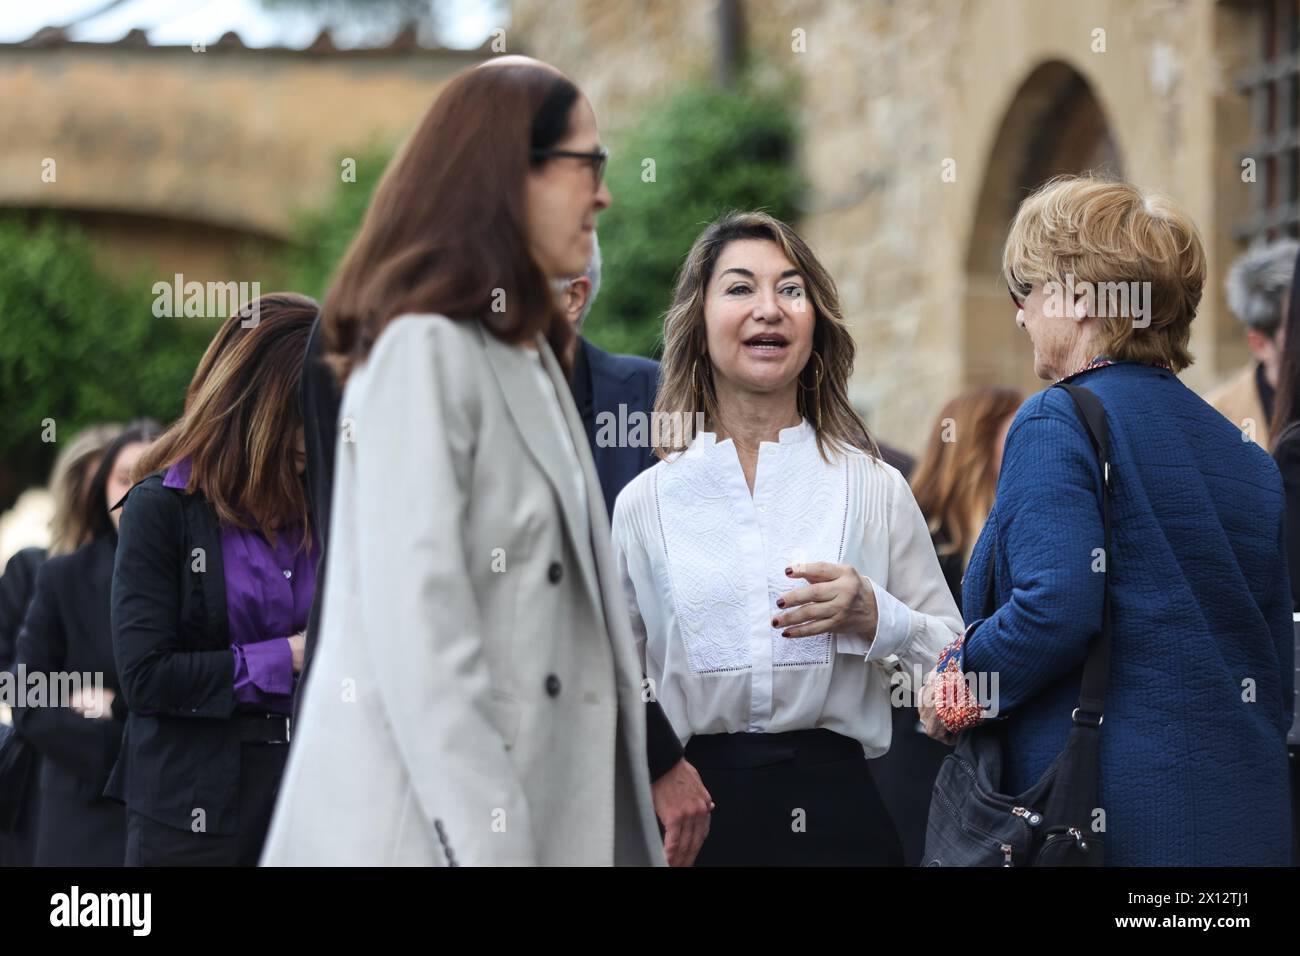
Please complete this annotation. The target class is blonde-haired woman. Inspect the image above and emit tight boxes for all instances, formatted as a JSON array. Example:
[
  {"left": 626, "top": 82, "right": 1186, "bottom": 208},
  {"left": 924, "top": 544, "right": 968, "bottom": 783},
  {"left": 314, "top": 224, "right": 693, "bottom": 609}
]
[
  {"left": 612, "top": 211, "right": 962, "bottom": 865},
  {"left": 921, "top": 175, "right": 1293, "bottom": 865}
]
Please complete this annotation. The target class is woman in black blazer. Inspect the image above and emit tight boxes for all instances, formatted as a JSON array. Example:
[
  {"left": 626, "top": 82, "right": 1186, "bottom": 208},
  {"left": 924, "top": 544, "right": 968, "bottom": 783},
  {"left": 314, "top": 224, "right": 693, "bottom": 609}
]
[
  {"left": 12, "top": 422, "right": 159, "bottom": 866},
  {"left": 108, "top": 293, "right": 318, "bottom": 866}
]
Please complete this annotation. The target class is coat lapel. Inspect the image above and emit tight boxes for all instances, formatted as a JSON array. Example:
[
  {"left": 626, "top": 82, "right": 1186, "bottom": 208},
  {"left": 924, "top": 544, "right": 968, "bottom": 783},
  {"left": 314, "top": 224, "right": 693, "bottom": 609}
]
[{"left": 479, "top": 327, "right": 602, "bottom": 613}]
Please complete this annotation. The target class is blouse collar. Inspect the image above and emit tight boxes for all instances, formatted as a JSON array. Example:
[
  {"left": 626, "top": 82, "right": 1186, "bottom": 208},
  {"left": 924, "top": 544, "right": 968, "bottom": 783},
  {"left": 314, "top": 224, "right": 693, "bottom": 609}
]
[{"left": 688, "top": 418, "right": 815, "bottom": 456}]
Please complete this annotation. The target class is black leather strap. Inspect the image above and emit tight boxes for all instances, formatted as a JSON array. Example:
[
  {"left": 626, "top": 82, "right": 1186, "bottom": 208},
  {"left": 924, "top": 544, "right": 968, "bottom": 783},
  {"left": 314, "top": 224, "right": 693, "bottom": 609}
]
[{"left": 1055, "top": 384, "right": 1112, "bottom": 725}]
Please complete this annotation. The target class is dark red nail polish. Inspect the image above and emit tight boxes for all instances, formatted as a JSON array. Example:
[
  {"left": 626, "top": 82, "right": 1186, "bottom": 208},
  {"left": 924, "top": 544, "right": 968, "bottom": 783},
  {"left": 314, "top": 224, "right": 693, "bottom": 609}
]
[
  {"left": 776, "top": 599, "right": 785, "bottom": 608},
  {"left": 771, "top": 618, "right": 780, "bottom": 627},
  {"left": 781, "top": 630, "right": 790, "bottom": 637},
  {"left": 784, "top": 567, "right": 793, "bottom": 576}
]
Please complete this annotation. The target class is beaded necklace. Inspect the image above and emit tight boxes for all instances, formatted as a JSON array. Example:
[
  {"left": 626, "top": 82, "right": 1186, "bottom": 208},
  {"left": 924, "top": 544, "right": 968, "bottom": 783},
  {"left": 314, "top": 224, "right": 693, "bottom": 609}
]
[{"left": 1054, "top": 354, "right": 1172, "bottom": 385}]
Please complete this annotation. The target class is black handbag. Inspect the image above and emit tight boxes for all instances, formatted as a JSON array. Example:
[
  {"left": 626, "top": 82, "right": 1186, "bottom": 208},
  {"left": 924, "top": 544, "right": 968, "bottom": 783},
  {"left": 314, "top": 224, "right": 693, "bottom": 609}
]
[
  {"left": 0, "top": 718, "right": 36, "bottom": 834},
  {"left": 922, "top": 383, "right": 1111, "bottom": 867}
]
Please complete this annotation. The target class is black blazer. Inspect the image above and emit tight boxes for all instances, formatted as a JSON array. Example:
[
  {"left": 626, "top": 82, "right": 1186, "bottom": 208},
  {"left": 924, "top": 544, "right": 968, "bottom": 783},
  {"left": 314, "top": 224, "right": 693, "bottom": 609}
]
[
  {"left": 0, "top": 546, "right": 45, "bottom": 672},
  {"left": 570, "top": 338, "right": 683, "bottom": 779},
  {"left": 105, "top": 472, "right": 246, "bottom": 836},
  {"left": 13, "top": 534, "right": 127, "bottom": 865}
]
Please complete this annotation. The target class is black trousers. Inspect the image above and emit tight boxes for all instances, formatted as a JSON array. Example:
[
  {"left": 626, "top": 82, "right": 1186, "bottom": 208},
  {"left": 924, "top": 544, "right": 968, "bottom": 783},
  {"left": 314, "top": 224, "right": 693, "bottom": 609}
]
[
  {"left": 687, "top": 728, "right": 904, "bottom": 866},
  {"left": 125, "top": 741, "right": 288, "bottom": 866}
]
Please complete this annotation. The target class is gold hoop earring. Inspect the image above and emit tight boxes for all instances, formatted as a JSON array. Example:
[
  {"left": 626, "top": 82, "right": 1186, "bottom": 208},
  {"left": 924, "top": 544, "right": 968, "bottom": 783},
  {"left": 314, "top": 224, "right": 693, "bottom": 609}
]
[
  {"left": 798, "top": 352, "right": 824, "bottom": 428},
  {"left": 691, "top": 357, "right": 706, "bottom": 416}
]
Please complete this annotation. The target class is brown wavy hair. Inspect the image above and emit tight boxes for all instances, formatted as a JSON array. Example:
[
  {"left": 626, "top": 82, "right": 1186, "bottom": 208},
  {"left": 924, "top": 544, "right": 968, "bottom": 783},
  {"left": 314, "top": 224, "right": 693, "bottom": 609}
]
[
  {"left": 655, "top": 211, "right": 875, "bottom": 462},
  {"left": 910, "top": 387, "right": 1024, "bottom": 562},
  {"left": 323, "top": 61, "right": 581, "bottom": 385},
  {"left": 134, "top": 293, "right": 318, "bottom": 549}
]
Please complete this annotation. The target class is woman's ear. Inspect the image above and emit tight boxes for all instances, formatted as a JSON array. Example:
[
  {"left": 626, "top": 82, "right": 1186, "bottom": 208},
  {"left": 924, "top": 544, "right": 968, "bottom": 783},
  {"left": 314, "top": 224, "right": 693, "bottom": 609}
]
[{"left": 1073, "top": 295, "right": 1090, "bottom": 322}]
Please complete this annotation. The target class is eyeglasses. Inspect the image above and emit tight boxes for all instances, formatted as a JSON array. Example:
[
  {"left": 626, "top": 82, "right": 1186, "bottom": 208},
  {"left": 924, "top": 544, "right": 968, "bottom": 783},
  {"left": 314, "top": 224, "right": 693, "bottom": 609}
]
[
  {"left": 530, "top": 146, "right": 609, "bottom": 187},
  {"left": 1008, "top": 281, "right": 1030, "bottom": 309}
]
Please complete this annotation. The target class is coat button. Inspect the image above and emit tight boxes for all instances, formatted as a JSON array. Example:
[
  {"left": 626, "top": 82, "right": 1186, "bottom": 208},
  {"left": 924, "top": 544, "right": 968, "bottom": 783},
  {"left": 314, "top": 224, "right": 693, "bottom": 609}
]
[
  {"left": 545, "top": 674, "right": 561, "bottom": 697},
  {"left": 547, "top": 561, "right": 563, "bottom": 584}
]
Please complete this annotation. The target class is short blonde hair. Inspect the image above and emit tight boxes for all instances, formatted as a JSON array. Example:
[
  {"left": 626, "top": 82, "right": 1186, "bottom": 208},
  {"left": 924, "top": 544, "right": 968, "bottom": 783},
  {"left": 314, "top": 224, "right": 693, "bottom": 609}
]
[{"left": 1003, "top": 175, "right": 1206, "bottom": 373}]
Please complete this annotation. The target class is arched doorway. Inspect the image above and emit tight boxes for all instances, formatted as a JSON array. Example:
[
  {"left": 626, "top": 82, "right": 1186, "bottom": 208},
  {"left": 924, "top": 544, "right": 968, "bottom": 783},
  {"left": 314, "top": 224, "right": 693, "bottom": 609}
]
[{"left": 963, "top": 61, "right": 1124, "bottom": 393}]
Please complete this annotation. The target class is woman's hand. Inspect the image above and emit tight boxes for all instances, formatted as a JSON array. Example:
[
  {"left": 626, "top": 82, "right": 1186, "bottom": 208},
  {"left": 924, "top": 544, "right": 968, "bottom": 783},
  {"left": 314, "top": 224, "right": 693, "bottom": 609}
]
[
  {"left": 70, "top": 686, "right": 117, "bottom": 721},
  {"left": 772, "top": 562, "right": 878, "bottom": 639},
  {"left": 288, "top": 631, "right": 306, "bottom": 674},
  {"left": 918, "top": 670, "right": 957, "bottom": 745}
]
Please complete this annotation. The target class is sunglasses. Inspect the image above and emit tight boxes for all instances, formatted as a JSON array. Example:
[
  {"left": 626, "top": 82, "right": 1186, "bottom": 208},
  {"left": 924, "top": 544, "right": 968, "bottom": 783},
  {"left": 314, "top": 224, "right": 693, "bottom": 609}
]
[
  {"left": 1008, "top": 282, "right": 1030, "bottom": 309},
  {"left": 530, "top": 146, "right": 609, "bottom": 188}
]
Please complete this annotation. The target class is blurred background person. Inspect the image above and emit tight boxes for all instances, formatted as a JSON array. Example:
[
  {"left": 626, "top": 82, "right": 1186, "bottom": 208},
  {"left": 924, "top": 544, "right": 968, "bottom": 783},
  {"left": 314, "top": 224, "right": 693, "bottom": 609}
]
[
  {"left": 1209, "top": 239, "right": 1299, "bottom": 444},
  {"left": 1265, "top": 242, "right": 1300, "bottom": 866},
  {"left": 868, "top": 385, "right": 1022, "bottom": 866},
  {"left": 553, "top": 232, "right": 713, "bottom": 866},
  {"left": 613, "top": 211, "right": 962, "bottom": 866},
  {"left": 263, "top": 57, "right": 663, "bottom": 867},
  {"left": 925, "top": 176, "right": 1293, "bottom": 866},
  {"left": 911, "top": 387, "right": 1025, "bottom": 609},
  {"left": 0, "top": 422, "right": 122, "bottom": 867},
  {"left": 108, "top": 294, "right": 318, "bottom": 866},
  {"left": 12, "top": 421, "right": 158, "bottom": 866}
]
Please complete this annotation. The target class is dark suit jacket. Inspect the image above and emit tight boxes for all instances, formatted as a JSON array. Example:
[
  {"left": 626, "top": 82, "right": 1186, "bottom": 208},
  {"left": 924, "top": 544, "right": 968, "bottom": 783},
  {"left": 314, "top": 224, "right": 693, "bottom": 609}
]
[
  {"left": 571, "top": 338, "right": 661, "bottom": 518},
  {"left": 106, "top": 472, "right": 248, "bottom": 836},
  {"left": 570, "top": 338, "right": 683, "bottom": 779},
  {"left": 13, "top": 534, "right": 127, "bottom": 865}
]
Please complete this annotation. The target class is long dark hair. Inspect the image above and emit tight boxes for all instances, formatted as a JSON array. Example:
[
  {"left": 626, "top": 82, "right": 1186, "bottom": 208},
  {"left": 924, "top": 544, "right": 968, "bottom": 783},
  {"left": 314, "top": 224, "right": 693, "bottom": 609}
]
[
  {"left": 1268, "top": 244, "right": 1300, "bottom": 450},
  {"left": 86, "top": 420, "right": 162, "bottom": 541},
  {"left": 134, "top": 293, "right": 318, "bottom": 548},
  {"left": 324, "top": 62, "right": 580, "bottom": 385}
]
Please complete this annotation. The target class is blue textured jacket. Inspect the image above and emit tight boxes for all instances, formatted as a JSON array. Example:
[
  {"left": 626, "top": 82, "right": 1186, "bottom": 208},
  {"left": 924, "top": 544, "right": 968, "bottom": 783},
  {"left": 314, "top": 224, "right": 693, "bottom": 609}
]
[{"left": 958, "top": 361, "right": 1294, "bottom": 866}]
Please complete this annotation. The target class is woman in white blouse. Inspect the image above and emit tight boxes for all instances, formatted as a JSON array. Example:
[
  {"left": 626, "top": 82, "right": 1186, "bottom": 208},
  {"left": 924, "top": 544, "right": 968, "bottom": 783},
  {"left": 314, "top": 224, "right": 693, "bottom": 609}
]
[{"left": 612, "top": 211, "right": 962, "bottom": 865}]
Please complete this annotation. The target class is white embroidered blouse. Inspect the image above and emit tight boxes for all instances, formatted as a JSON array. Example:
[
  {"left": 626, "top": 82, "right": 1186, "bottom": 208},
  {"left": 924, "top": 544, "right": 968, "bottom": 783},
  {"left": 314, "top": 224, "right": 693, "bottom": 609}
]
[{"left": 610, "top": 419, "right": 963, "bottom": 756}]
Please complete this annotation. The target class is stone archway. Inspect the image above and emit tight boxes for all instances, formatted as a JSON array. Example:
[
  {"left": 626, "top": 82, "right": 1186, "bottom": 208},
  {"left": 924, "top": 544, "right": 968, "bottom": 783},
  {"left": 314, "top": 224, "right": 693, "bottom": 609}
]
[{"left": 962, "top": 61, "right": 1124, "bottom": 393}]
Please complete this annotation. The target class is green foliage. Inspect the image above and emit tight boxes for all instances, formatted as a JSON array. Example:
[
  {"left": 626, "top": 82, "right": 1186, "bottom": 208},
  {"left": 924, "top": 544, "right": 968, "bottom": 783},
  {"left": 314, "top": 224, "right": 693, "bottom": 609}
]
[
  {"left": 0, "top": 217, "right": 216, "bottom": 500},
  {"left": 586, "top": 82, "right": 806, "bottom": 359},
  {"left": 283, "top": 147, "right": 392, "bottom": 300}
]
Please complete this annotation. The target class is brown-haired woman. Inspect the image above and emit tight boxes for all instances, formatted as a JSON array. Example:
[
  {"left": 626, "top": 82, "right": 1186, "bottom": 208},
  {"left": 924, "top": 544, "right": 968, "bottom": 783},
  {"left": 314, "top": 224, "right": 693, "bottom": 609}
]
[
  {"left": 911, "top": 387, "right": 1024, "bottom": 611},
  {"left": 261, "top": 58, "right": 663, "bottom": 866},
  {"left": 107, "top": 293, "right": 318, "bottom": 866},
  {"left": 610, "top": 211, "right": 963, "bottom": 865},
  {"left": 867, "top": 386, "right": 1022, "bottom": 867}
]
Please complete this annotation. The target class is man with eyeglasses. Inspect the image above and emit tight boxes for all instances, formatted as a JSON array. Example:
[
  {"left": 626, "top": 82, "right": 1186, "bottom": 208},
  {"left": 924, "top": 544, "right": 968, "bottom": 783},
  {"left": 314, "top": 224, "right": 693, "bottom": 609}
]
[{"left": 553, "top": 234, "right": 715, "bottom": 868}]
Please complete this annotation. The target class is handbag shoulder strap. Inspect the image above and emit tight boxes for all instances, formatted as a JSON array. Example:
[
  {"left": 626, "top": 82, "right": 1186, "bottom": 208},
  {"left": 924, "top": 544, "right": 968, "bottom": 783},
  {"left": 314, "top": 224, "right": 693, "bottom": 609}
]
[{"left": 1054, "top": 383, "right": 1113, "bottom": 726}]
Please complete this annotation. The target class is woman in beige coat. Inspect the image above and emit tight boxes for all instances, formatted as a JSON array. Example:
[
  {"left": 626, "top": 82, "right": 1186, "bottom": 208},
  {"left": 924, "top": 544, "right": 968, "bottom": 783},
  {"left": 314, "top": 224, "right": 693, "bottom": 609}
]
[{"left": 260, "top": 58, "right": 662, "bottom": 866}]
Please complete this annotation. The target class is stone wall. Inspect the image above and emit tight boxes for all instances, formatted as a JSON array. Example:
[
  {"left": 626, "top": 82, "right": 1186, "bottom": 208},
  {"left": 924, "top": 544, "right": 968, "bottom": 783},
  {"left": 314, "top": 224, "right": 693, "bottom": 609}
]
[{"left": 512, "top": 0, "right": 1257, "bottom": 454}]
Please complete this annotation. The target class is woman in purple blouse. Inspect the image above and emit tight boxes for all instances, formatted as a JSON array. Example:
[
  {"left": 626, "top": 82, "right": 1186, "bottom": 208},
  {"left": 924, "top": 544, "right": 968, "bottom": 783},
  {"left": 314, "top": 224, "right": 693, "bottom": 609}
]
[{"left": 107, "top": 292, "right": 319, "bottom": 866}]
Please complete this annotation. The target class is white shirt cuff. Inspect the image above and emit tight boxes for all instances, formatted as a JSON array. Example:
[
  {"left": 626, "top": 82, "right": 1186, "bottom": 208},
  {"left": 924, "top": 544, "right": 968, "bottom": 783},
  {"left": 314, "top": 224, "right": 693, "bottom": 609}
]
[{"left": 835, "top": 579, "right": 914, "bottom": 662}]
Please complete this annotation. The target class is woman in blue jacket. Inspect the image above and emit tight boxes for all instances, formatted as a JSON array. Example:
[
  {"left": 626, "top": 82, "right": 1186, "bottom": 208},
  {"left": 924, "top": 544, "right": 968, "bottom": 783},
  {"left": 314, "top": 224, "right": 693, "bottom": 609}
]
[{"left": 923, "top": 175, "right": 1293, "bottom": 866}]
